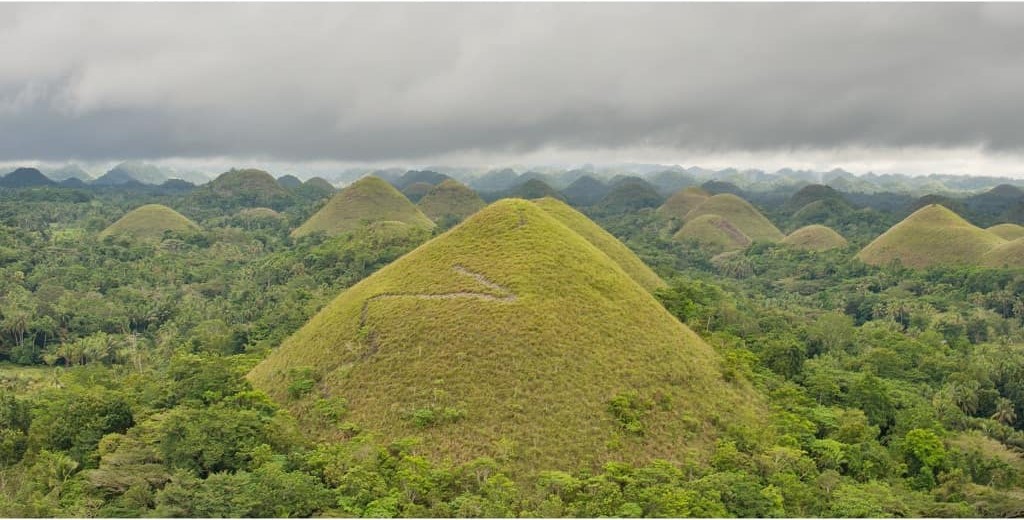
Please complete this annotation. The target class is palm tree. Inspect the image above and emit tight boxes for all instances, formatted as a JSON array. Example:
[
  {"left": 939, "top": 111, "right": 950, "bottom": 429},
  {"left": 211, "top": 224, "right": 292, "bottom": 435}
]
[{"left": 992, "top": 397, "right": 1018, "bottom": 426}]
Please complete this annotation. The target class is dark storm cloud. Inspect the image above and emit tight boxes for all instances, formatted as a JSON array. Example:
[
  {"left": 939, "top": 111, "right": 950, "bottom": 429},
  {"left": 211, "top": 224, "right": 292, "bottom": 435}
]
[{"left": 3, "top": 3, "right": 1024, "bottom": 163}]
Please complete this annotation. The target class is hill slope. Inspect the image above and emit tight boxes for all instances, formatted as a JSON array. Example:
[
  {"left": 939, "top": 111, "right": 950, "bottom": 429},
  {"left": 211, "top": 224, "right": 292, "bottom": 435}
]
[
  {"left": 292, "top": 176, "right": 434, "bottom": 237},
  {"left": 857, "top": 204, "right": 1005, "bottom": 268},
  {"left": 533, "top": 197, "right": 665, "bottom": 292},
  {"left": 416, "top": 179, "right": 486, "bottom": 223},
  {"left": 99, "top": 204, "right": 199, "bottom": 240},
  {"left": 987, "top": 223, "right": 1024, "bottom": 241},
  {"left": 249, "top": 199, "right": 760, "bottom": 472},
  {"left": 782, "top": 225, "right": 848, "bottom": 251},
  {"left": 981, "top": 238, "right": 1024, "bottom": 268},
  {"left": 684, "top": 193, "right": 784, "bottom": 242},
  {"left": 560, "top": 175, "right": 610, "bottom": 207},
  {"left": 595, "top": 177, "right": 663, "bottom": 213},
  {"left": 673, "top": 214, "right": 752, "bottom": 252},
  {"left": 0, "top": 168, "right": 55, "bottom": 188}
]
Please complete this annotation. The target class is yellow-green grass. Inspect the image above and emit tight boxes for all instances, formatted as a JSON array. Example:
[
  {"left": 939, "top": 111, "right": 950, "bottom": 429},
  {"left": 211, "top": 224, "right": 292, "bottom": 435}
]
[
  {"left": 532, "top": 197, "right": 665, "bottom": 291},
  {"left": 208, "top": 168, "right": 290, "bottom": 197},
  {"left": 987, "top": 223, "right": 1024, "bottom": 241},
  {"left": 684, "top": 193, "right": 784, "bottom": 242},
  {"left": 249, "top": 199, "right": 761, "bottom": 473},
  {"left": 857, "top": 204, "right": 1006, "bottom": 268},
  {"left": 99, "top": 204, "right": 199, "bottom": 241},
  {"left": 981, "top": 238, "right": 1024, "bottom": 268},
  {"left": 417, "top": 179, "right": 486, "bottom": 222},
  {"left": 656, "top": 187, "right": 710, "bottom": 221},
  {"left": 237, "top": 207, "right": 283, "bottom": 220},
  {"left": 292, "top": 176, "right": 434, "bottom": 238},
  {"left": 782, "top": 225, "right": 848, "bottom": 251},
  {"left": 673, "top": 214, "right": 752, "bottom": 252}
]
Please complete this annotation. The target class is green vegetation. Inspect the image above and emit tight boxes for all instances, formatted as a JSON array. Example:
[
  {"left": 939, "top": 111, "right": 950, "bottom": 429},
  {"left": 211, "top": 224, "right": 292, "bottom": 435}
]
[
  {"left": 673, "top": 214, "right": 752, "bottom": 252},
  {"left": 685, "top": 193, "right": 784, "bottom": 242},
  {"left": 250, "top": 199, "right": 759, "bottom": 472},
  {"left": 656, "top": 186, "right": 709, "bottom": 221},
  {"left": 416, "top": 179, "right": 486, "bottom": 226},
  {"left": 98, "top": 204, "right": 200, "bottom": 241},
  {"left": 292, "top": 176, "right": 434, "bottom": 238},
  {"left": 858, "top": 204, "right": 1006, "bottom": 268},
  {"left": 782, "top": 225, "right": 848, "bottom": 251}
]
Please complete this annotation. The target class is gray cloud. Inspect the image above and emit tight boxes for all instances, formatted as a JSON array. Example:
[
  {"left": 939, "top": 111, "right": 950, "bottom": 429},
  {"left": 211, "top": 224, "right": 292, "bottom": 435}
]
[{"left": 3, "top": 3, "right": 1024, "bottom": 165}]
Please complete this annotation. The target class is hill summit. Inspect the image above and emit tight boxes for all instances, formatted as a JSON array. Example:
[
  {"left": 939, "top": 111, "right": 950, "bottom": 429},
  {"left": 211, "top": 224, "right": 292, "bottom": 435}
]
[
  {"left": 249, "top": 199, "right": 759, "bottom": 471},
  {"left": 99, "top": 204, "right": 199, "bottom": 241},
  {"left": 0, "top": 167, "right": 55, "bottom": 188},
  {"left": 782, "top": 225, "right": 848, "bottom": 251},
  {"left": 683, "top": 193, "right": 784, "bottom": 242},
  {"left": 292, "top": 176, "right": 434, "bottom": 238},
  {"left": 857, "top": 204, "right": 1005, "bottom": 268},
  {"left": 656, "top": 186, "right": 710, "bottom": 221}
]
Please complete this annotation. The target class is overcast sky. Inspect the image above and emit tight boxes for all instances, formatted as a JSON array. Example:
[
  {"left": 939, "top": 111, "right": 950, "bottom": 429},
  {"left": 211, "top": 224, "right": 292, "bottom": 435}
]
[{"left": 3, "top": 3, "right": 1024, "bottom": 176}]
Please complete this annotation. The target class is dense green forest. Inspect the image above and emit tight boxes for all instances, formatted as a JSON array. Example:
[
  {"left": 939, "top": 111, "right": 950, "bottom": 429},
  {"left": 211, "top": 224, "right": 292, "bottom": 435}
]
[{"left": 1, "top": 173, "right": 1024, "bottom": 518}]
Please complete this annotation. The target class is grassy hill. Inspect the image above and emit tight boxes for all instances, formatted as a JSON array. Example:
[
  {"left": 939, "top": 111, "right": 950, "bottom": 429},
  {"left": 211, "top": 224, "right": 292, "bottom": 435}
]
[
  {"left": 684, "top": 194, "right": 784, "bottom": 242},
  {"left": 594, "top": 177, "right": 663, "bottom": 214},
  {"left": 786, "top": 184, "right": 845, "bottom": 212},
  {"left": 249, "top": 199, "right": 761, "bottom": 472},
  {"left": 987, "top": 223, "right": 1024, "bottom": 241},
  {"left": 981, "top": 238, "right": 1024, "bottom": 268},
  {"left": 656, "top": 187, "right": 710, "bottom": 221},
  {"left": 857, "top": 204, "right": 1005, "bottom": 268},
  {"left": 0, "top": 168, "right": 56, "bottom": 188},
  {"left": 533, "top": 197, "right": 665, "bottom": 292},
  {"left": 782, "top": 225, "right": 848, "bottom": 251},
  {"left": 276, "top": 174, "right": 302, "bottom": 189},
  {"left": 401, "top": 182, "right": 435, "bottom": 203},
  {"left": 416, "top": 179, "right": 486, "bottom": 223},
  {"left": 99, "top": 204, "right": 199, "bottom": 241},
  {"left": 560, "top": 175, "right": 610, "bottom": 207},
  {"left": 673, "top": 214, "right": 752, "bottom": 252},
  {"left": 500, "top": 179, "right": 564, "bottom": 201},
  {"left": 292, "top": 176, "right": 434, "bottom": 238}
]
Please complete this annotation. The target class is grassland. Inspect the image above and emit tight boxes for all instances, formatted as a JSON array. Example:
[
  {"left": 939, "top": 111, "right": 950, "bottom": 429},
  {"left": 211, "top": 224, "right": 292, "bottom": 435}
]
[
  {"left": 684, "top": 193, "right": 784, "bottom": 242},
  {"left": 857, "top": 204, "right": 1006, "bottom": 268},
  {"left": 987, "top": 223, "right": 1024, "bottom": 241},
  {"left": 249, "top": 199, "right": 762, "bottom": 473},
  {"left": 981, "top": 238, "right": 1024, "bottom": 268},
  {"left": 292, "top": 176, "right": 434, "bottom": 237},
  {"left": 672, "top": 214, "right": 752, "bottom": 252},
  {"left": 99, "top": 204, "right": 199, "bottom": 241},
  {"left": 782, "top": 224, "right": 848, "bottom": 251},
  {"left": 417, "top": 179, "right": 486, "bottom": 222},
  {"left": 656, "top": 186, "right": 709, "bottom": 221}
]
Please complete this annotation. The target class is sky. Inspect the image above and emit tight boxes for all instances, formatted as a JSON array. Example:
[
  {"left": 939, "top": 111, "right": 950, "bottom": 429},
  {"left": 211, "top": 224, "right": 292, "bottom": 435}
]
[{"left": 3, "top": 3, "right": 1024, "bottom": 177}]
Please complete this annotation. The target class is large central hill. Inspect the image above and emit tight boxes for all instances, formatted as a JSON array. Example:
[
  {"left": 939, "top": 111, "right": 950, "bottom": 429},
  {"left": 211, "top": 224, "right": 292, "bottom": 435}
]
[
  {"left": 857, "top": 204, "right": 1005, "bottom": 268},
  {"left": 249, "top": 199, "right": 759, "bottom": 472},
  {"left": 416, "top": 179, "right": 486, "bottom": 223},
  {"left": 684, "top": 193, "right": 784, "bottom": 242},
  {"left": 292, "top": 176, "right": 434, "bottom": 238},
  {"left": 99, "top": 204, "right": 199, "bottom": 240}
]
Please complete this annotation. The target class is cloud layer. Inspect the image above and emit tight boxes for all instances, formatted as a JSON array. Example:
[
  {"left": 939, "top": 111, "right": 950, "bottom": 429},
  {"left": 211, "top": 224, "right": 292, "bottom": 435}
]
[{"left": 3, "top": 3, "right": 1024, "bottom": 166}]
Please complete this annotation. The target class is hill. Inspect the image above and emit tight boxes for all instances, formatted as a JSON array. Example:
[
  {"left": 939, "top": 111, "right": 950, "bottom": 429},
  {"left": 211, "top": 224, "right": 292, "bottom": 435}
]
[
  {"left": 786, "top": 184, "right": 845, "bottom": 212},
  {"left": 501, "top": 179, "right": 564, "bottom": 201},
  {"left": 594, "top": 177, "right": 663, "bottom": 213},
  {"left": 647, "top": 170, "right": 696, "bottom": 196},
  {"left": 99, "top": 204, "right": 199, "bottom": 241},
  {"left": 293, "top": 177, "right": 336, "bottom": 201},
  {"left": 46, "top": 164, "right": 92, "bottom": 181},
  {"left": 700, "top": 180, "right": 744, "bottom": 196},
  {"left": 94, "top": 161, "right": 168, "bottom": 185},
  {"left": 394, "top": 170, "right": 451, "bottom": 190},
  {"left": 656, "top": 187, "right": 710, "bottom": 221},
  {"left": 532, "top": 197, "right": 665, "bottom": 292},
  {"left": 401, "top": 182, "right": 434, "bottom": 203},
  {"left": 187, "top": 168, "right": 296, "bottom": 210},
  {"left": 249, "top": 199, "right": 760, "bottom": 472},
  {"left": 416, "top": 179, "right": 486, "bottom": 224},
  {"left": 470, "top": 168, "right": 520, "bottom": 192},
  {"left": 987, "top": 223, "right": 1024, "bottom": 241},
  {"left": 684, "top": 194, "right": 784, "bottom": 242},
  {"left": 276, "top": 175, "right": 303, "bottom": 189},
  {"left": 673, "top": 214, "right": 752, "bottom": 252},
  {"left": 0, "top": 167, "right": 56, "bottom": 188},
  {"left": 981, "top": 238, "right": 1024, "bottom": 268},
  {"left": 781, "top": 225, "right": 848, "bottom": 251},
  {"left": 292, "top": 176, "right": 434, "bottom": 238},
  {"left": 857, "top": 204, "right": 1005, "bottom": 268},
  {"left": 560, "top": 175, "right": 610, "bottom": 207}
]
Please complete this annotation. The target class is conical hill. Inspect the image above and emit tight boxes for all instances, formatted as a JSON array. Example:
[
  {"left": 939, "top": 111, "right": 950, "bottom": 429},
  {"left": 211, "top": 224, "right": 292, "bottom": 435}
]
[
  {"left": 684, "top": 193, "right": 784, "bottom": 242},
  {"left": 292, "top": 176, "right": 434, "bottom": 238},
  {"left": 532, "top": 197, "right": 665, "bottom": 291},
  {"left": 656, "top": 187, "right": 710, "bottom": 221},
  {"left": 981, "top": 238, "right": 1024, "bottom": 268},
  {"left": 857, "top": 204, "right": 1005, "bottom": 268},
  {"left": 673, "top": 214, "right": 751, "bottom": 252},
  {"left": 249, "top": 199, "right": 760, "bottom": 472},
  {"left": 782, "top": 225, "right": 848, "bottom": 251},
  {"left": 99, "top": 204, "right": 199, "bottom": 240},
  {"left": 987, "top": 223, "right": 1024, "bottom": 241},
  {"left": 416, "top": 179, "right": 486, "bottom": 223}
]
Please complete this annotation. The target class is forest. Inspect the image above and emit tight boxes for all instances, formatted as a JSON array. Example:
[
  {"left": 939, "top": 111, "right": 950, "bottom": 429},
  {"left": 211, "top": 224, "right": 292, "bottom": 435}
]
[{"left": 1, "top": 167, "right": 1024, "bottom": 518}]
